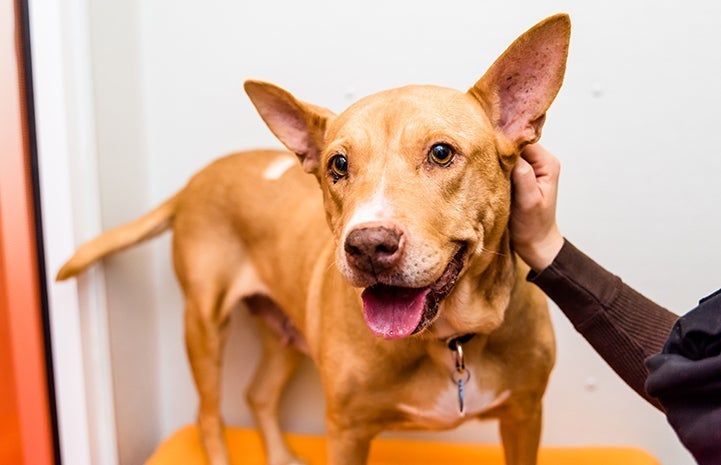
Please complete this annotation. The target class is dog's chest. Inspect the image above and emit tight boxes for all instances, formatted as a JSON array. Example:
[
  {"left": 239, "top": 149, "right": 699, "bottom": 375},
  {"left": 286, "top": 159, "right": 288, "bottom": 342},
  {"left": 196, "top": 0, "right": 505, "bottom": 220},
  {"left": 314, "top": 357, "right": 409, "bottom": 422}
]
[{"left": 394, "top": 361, "right": 510, "bottom": 430}]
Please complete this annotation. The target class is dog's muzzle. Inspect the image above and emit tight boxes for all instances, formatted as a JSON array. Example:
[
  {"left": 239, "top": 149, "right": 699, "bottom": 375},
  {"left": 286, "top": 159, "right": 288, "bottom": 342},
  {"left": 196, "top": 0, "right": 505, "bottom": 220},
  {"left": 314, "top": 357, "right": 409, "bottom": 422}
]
[{"left": 360, "top": 244, "right": 467, "bottom": 339}]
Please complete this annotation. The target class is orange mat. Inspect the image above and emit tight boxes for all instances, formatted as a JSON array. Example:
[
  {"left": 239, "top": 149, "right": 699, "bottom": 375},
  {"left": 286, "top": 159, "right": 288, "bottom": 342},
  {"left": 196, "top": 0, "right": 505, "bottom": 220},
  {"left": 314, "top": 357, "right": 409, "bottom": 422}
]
[{"left": 146, "top": 426, "right": 660, "bottom": 465}]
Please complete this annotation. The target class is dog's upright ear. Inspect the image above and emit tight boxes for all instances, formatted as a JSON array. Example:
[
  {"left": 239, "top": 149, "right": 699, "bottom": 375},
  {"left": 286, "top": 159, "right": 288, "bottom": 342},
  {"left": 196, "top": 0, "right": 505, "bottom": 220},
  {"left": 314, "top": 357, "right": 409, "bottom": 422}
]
[
  {"left": 469, "top": 14, "right": 570, "bottom": 154},
  {"left": 244, "top": 80, "right": 334, "bottom": 174}
]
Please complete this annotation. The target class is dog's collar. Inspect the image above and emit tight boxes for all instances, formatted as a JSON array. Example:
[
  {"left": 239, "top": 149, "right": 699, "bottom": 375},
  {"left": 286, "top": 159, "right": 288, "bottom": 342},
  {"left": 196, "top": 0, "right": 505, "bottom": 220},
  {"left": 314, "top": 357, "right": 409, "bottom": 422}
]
[
  {"left": 444, "top": 333, "right": 475, "bottom": 350},
  {"left": 444, "top": 333, "right": 475, "bottom": 416}
]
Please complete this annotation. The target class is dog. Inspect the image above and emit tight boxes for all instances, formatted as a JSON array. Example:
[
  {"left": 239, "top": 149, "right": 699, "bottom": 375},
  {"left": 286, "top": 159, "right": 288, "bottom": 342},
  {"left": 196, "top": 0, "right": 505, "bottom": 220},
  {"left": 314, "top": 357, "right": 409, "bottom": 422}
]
[{"left": 57, "top": 14, "right": 570, "bottom": 465}]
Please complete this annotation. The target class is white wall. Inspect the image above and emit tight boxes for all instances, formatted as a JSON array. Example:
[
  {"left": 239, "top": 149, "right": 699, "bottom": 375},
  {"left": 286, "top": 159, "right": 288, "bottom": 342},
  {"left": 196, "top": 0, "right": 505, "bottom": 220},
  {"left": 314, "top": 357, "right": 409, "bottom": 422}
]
[
  {"left": 60, "top": 0, "right": 721, "bottom": 464},
  {"left": 85, "top": 0, "right": 161, "bottom": 463}
]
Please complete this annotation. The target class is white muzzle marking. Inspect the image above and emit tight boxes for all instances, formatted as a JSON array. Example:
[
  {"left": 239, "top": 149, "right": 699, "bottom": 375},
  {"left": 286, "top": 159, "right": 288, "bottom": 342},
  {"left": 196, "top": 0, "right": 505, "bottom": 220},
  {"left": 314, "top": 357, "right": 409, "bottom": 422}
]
[{"left": 343, "top": 176, "right": 392, "bottom": 238}]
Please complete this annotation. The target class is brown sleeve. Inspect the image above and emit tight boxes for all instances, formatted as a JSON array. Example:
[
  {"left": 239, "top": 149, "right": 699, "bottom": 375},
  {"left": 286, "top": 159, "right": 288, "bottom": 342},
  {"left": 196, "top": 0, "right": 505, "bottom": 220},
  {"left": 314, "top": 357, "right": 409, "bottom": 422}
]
[{"left": 528, "top": 239, "right": 679, "bottom": 410}]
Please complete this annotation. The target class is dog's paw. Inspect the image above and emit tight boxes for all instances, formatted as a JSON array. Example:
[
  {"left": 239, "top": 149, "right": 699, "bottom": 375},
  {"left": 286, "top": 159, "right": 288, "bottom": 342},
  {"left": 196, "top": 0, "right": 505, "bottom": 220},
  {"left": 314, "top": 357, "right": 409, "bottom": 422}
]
[
  {"left": 270, "top": 460, "right": 306, "bottom": 465},
  {"left": 267, "top": 454, "right": 307, "bottom": 465}
]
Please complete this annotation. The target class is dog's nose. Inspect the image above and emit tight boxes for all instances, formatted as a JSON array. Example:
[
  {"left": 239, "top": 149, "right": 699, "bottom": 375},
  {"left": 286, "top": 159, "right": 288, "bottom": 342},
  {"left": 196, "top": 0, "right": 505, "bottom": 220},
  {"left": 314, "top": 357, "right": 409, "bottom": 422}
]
[{"left": 344, "top": 226, "right": 403, "bottom": 273}]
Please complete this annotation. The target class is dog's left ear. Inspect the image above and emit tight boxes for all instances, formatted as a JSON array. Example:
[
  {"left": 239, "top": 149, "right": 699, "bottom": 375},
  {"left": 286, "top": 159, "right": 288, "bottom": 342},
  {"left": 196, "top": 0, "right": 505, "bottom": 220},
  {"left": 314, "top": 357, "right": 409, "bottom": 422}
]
[
  {"left": 469, "top": 14, "right": 570, "bottom": 154},
  {"left": 244, "top": 80, "right": 335, "bottom": 174}
]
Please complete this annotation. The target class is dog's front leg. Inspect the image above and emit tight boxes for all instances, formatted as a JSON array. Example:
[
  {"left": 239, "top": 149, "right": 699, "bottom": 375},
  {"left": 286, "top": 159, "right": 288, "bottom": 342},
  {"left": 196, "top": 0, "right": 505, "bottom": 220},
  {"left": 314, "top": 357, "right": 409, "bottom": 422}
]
[
  {"left": 325, "top": 421, "right": 376, "bottom": 465},
  {"left": 322, "top": 365, "right": 382, "bottom": 465},
  {"left": 498, "top": 402, "right": 543, "bottom": 465}
]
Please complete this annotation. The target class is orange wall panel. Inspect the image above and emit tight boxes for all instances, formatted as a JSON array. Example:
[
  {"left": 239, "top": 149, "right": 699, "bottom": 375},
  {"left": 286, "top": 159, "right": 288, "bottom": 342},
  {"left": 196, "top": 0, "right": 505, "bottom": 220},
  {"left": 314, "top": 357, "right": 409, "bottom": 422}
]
[
  {"left": 0, "top": 243, "right": 22, "bottom": 465},
  {"left": 0, "top": 0, "right": 55, "bottom": 464}
]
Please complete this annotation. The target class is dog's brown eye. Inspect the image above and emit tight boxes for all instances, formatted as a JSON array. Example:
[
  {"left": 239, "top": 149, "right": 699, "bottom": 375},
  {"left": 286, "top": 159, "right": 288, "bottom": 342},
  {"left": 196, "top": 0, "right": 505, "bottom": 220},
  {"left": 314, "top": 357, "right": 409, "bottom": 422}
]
[
  {"left": 329, "top": 154, "right": 349, "bottom": 183},
  {"left": 428, "top": 143, "right": 455, "bottom": 166}
]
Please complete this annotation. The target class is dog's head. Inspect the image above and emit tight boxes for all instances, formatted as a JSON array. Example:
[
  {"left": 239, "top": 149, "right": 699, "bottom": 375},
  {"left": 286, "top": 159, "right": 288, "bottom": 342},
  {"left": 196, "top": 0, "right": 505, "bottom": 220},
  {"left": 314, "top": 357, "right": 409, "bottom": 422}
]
[{"left": 245, "top": 14, "right": 570, "bottom": 339}]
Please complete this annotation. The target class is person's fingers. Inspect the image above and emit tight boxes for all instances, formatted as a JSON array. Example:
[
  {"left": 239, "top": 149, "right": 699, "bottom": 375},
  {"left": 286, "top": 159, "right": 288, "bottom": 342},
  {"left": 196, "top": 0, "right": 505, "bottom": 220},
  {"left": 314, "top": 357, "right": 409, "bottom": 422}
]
[
  {"left": 512, "top": 144, "right": 564, "bottom": 271},
  {"left": 522, "top": 143, "right": 561, "bottom": 190},
  {"left": 523, "top": 143, "right": 559, "bottom": 175},
  {"left": 521, "top": 143, "right": 548, "bottom": 165}
]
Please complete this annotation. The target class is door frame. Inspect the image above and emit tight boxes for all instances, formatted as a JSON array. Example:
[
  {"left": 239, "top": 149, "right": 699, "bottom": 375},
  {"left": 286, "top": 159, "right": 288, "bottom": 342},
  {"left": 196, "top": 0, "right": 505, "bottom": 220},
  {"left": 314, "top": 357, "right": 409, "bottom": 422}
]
[{"left": 23, "top": 0, "right": 120, "bottom": 463}]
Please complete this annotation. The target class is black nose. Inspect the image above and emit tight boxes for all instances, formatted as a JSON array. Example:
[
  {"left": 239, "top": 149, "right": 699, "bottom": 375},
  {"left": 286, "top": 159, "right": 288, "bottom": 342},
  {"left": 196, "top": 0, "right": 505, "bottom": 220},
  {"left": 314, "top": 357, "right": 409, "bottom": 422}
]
[{"left": 344, "top": 226, "right": 403, "bottom": 273}]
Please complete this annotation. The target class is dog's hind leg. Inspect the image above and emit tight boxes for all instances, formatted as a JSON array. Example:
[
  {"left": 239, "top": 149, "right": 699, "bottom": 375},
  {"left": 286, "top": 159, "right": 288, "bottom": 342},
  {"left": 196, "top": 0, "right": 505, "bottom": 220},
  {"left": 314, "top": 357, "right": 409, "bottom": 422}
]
[
  {"left": 245, "top": 295, "right": 306, "bottom": 465},
  {"left": 184, "top": 289, "right": 234, "bottom": 465}
]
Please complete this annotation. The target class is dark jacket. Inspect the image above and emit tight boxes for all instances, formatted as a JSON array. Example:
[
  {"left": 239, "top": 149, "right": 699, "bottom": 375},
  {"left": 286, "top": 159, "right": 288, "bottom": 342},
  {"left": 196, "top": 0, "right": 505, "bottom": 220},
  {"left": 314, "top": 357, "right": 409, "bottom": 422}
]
[{"left": 529, "top": 239, "right": 720, "bottom": 465}]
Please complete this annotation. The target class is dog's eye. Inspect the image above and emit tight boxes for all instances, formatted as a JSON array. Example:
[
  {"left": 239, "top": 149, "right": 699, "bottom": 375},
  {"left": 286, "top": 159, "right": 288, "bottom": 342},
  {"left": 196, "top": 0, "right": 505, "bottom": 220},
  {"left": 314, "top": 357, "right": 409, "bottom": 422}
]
[
  {"left": 428, "top": 143, "right": 455, "bottom": 166},
  {"left": 329, "top": 154, "right": 349, "bottom": 183}
]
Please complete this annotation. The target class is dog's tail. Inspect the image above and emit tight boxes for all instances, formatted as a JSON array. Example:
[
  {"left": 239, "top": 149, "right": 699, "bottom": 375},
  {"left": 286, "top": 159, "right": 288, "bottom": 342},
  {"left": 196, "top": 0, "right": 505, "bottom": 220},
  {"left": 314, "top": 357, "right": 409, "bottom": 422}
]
[{"left": 56, "top": 193, "right": 180, "bottom": 281}]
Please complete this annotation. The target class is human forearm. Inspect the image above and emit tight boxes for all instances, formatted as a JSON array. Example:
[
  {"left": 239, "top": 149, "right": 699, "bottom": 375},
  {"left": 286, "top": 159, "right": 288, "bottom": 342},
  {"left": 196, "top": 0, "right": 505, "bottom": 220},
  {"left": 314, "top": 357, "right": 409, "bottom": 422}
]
[{"left": 529, "top": 240, "right": 678, "bottom": 409}]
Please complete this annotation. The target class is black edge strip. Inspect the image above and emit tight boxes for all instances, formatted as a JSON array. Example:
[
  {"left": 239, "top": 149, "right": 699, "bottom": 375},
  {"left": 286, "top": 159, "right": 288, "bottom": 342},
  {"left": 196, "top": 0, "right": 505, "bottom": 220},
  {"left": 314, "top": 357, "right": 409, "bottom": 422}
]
[{"left": 16, "top": 0, "right": 63, "bottom": 462}]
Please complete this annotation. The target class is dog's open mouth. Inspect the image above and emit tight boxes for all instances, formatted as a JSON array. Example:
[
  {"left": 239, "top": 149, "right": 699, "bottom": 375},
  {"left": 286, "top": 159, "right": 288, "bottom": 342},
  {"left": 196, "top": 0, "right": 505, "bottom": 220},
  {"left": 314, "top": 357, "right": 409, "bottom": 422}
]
[{"left": 361, "top": 244, "right": 467, "bottom": 339}]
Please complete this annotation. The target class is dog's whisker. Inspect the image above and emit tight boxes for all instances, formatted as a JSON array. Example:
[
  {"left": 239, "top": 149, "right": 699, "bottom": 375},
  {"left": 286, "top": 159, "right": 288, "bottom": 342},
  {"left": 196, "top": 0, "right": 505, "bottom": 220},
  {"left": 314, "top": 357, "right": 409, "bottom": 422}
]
[
  {"left": 479, "top": 247, "right": 509, "bottom": 257},
  {"left": 325, "top": 260, "right": 337, "bottom": 274}
]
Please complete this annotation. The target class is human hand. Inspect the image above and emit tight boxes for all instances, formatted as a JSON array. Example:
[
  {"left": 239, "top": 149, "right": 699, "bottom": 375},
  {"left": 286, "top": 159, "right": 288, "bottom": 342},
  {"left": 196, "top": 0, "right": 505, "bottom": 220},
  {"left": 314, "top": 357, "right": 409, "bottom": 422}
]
[{"left": 510, "top": 144, "right": 564, "bottom": 272}]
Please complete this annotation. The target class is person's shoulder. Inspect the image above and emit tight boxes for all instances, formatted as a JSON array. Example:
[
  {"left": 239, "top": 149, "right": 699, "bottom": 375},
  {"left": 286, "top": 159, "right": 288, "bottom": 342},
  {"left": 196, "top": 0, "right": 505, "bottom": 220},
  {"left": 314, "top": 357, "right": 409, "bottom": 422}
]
[{"left": 699, "top": 288, "right": 721, "bottom": 306}]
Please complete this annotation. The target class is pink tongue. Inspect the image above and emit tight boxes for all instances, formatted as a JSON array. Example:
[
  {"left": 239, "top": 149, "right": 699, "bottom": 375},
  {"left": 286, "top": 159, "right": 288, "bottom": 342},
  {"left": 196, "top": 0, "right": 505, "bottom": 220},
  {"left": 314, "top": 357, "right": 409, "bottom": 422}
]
[{"left": 361, "top": 285, "right": 430, "bottom": 339}]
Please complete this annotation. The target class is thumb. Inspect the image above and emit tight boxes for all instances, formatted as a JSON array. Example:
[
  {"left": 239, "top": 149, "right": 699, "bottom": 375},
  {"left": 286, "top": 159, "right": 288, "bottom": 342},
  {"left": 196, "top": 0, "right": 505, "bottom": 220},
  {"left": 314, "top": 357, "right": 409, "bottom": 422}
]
[{"left": 511, "top": 158, "right": 539, "bottom": 209}]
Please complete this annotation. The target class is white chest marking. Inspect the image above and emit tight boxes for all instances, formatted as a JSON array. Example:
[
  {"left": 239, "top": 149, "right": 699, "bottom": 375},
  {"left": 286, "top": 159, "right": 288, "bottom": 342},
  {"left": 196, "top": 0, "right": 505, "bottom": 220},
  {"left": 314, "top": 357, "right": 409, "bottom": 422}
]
[
  {"left": 396, "top": 383, "right": 511, "bottom": 429},
  {"left": 263, "top": 156, "right": 296, "bottom": 180}
]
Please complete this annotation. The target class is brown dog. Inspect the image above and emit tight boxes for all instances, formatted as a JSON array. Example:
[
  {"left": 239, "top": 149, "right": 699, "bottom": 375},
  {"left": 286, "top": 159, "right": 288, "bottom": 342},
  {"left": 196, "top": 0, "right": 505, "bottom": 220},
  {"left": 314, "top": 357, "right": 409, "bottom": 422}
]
[{"left": 58, "top": 14, "right": 570, "bottom": 465}]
